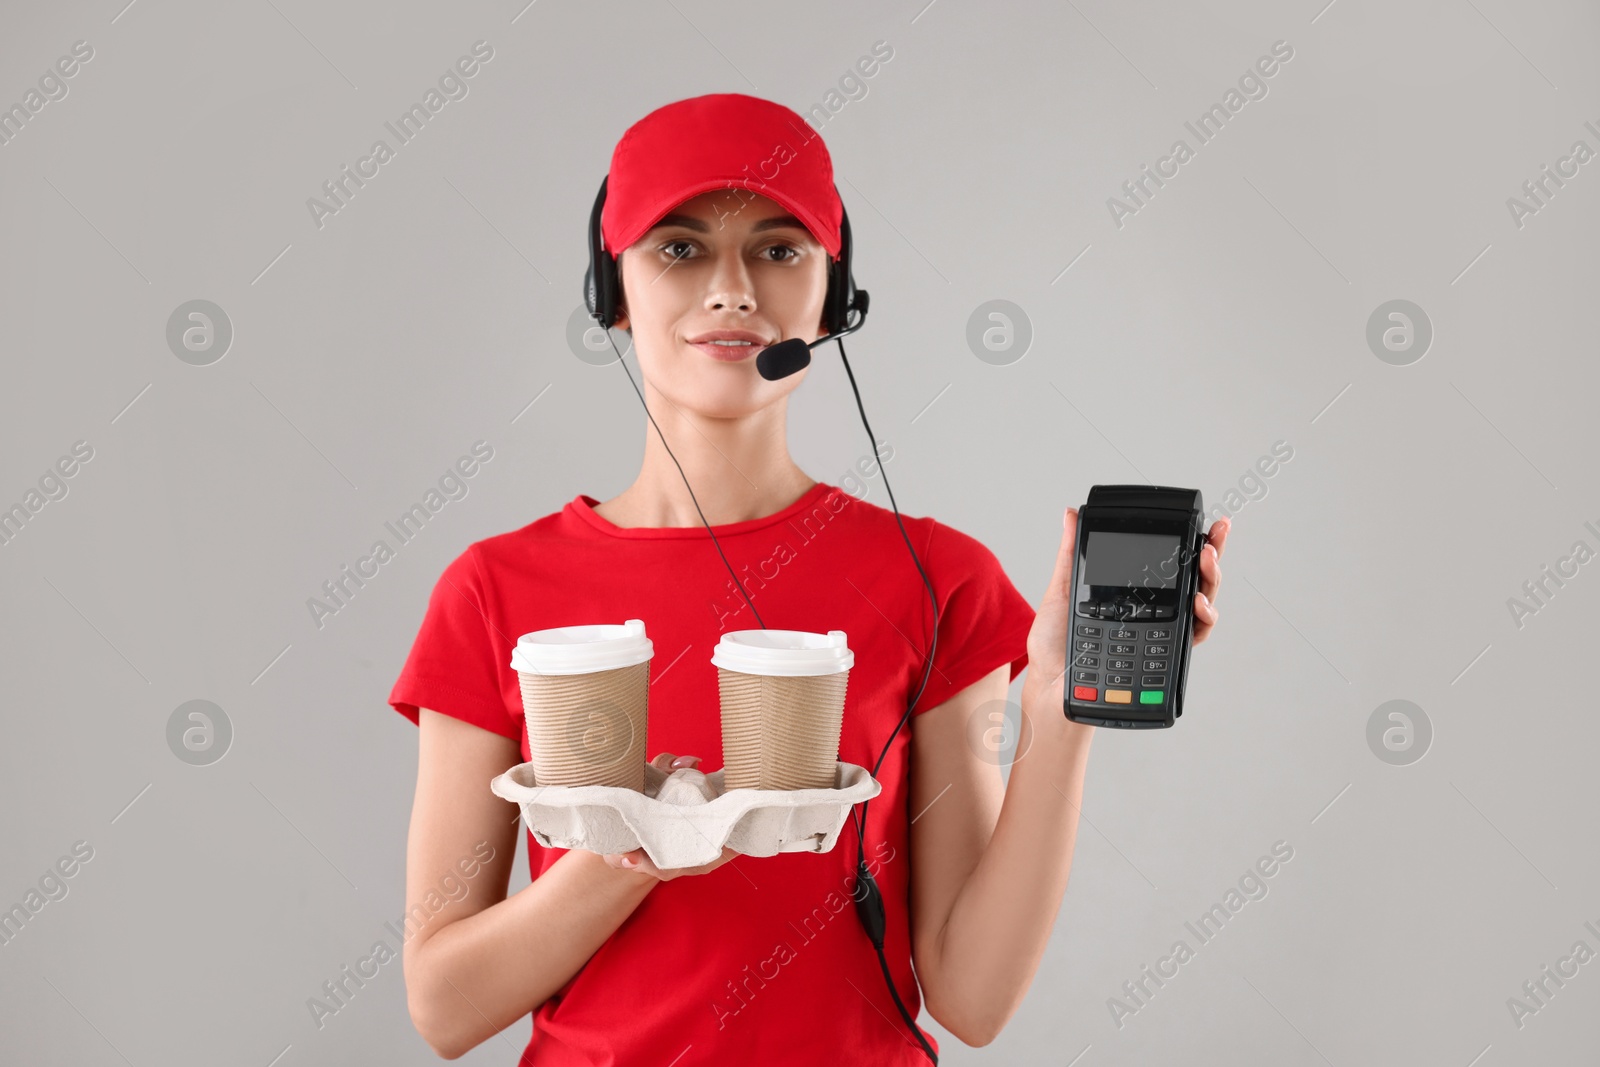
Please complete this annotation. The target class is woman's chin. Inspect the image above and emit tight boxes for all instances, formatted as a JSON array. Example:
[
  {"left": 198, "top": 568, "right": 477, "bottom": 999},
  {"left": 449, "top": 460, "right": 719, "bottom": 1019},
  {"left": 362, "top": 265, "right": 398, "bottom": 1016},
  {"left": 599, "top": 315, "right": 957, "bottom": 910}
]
[{"left": 665, "top": 384, "right": 780, "bottom": 421}]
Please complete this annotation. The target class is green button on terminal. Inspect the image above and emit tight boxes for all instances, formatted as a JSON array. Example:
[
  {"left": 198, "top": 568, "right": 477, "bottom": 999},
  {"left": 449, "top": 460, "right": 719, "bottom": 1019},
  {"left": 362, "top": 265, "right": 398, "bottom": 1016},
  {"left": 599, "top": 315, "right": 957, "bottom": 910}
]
[{"left": 1139, "top": 690, "right": 1164, "bottom": 704}]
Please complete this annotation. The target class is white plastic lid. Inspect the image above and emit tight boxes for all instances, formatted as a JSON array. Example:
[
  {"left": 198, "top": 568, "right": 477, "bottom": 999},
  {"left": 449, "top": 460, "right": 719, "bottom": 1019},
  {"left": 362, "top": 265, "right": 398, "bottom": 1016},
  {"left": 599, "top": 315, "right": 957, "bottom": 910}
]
[
  {"left": 710, "top": 629, "right": 853, "bottom": 676},
  {"left": 509, "top": 619, "right": 653, "bottom": 675}
]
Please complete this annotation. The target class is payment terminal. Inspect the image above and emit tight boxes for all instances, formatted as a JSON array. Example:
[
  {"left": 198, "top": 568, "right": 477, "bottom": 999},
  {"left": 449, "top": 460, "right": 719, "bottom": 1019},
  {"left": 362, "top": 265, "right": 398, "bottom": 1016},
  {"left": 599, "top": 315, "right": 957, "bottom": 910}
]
[{"left": 1064, "top": 485, "right": 1207, "bottom": 729}]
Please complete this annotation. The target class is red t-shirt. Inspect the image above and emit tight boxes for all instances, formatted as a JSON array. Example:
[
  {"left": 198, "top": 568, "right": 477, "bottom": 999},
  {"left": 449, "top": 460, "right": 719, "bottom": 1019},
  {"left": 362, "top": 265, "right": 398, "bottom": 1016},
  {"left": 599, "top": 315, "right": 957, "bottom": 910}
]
[{"left": 388, "top": 481, "right": 1036, "bottom": 1065}]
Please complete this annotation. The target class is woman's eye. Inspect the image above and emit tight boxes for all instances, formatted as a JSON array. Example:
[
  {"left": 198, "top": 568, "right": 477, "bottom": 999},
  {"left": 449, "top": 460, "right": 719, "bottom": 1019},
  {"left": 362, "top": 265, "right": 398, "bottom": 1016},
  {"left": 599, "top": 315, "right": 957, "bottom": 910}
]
[{"left": 657, "top": 240, "right": 800, "bottom": 262}]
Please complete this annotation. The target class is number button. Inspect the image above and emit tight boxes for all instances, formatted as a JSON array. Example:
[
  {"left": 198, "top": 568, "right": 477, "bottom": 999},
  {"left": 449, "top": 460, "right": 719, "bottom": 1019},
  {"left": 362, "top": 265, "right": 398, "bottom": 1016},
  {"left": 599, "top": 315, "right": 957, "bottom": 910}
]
[
  {"left": 1075, "top": 654, "right": 1099, "bottom": 668},
  {"left": 1076, "top": 639, "right": 1101, "bottom": 653},
  {"left": 1107, "top": 673, "right": 1134, "bottom": 686},
  {"left": 1109, "top": 658, "right": 1135, "bottom": 671},
  {"left": 1111, "top": 627, "right": 1137, "bottom": 641},
  {"left": 1076, "top": 625, "right": 1102, "bottom": 637},
  {"left": 1146, "top": 644, "right": 1169, "bottom": 656},
  {"left": 1147, "top": 629, "right": 1171, "bottom": 640},
  {"left": 1143, "top": 659, "right": 1167, "bottom": 672}
]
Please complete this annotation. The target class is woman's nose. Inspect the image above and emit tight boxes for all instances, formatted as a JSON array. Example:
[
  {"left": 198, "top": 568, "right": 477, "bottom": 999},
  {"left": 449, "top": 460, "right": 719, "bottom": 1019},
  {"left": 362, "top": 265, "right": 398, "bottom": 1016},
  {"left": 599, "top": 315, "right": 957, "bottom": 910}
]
[{"left": 704, "top": 251, "right": 756, "bottom": 313}]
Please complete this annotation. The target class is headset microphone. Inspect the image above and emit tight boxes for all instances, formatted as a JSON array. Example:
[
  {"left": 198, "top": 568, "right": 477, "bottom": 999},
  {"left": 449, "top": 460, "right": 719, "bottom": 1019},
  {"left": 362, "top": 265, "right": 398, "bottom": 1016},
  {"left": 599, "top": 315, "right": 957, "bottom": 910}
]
[{"left": 757, "top": 292, "right": 871, "bottom": 381}]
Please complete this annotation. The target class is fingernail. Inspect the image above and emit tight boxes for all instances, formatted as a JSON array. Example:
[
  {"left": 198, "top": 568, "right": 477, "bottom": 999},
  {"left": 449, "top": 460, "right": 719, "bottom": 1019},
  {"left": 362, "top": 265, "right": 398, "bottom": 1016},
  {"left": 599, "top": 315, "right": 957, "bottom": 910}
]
[
  {"left": 619, "top": 856, "right": 637, "bottom": 868},
  {"left": 1199, "top": 591, "right": 1210, "bottom": 607},
  {"left": 671, "top": 755, "right": 699, "bottom": 769}
]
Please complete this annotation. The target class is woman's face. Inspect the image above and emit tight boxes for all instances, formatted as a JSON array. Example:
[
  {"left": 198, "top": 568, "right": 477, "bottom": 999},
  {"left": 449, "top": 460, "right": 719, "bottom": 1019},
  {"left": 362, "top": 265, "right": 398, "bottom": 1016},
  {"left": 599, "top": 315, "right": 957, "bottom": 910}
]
[{"left": 613, "top": 189, "right": 831, "bottom": 419}]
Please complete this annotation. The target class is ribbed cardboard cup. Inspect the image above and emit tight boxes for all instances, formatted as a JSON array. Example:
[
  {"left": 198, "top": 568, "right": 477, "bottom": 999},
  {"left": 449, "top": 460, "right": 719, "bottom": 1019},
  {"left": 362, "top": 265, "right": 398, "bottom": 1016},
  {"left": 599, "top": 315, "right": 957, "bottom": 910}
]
[
  {"left": 510, "top": 620, "right": 653, "bottom": 792},
  {"left": 713, "top": 629, "right": 853, "bottom": 791}
]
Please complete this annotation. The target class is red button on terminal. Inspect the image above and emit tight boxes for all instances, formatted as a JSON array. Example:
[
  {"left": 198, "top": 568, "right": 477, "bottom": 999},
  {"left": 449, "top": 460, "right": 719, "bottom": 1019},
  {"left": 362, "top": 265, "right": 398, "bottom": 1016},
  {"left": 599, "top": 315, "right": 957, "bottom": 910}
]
[{"left": 1072, "top": 685, "right": 1098, "bottom": 701}]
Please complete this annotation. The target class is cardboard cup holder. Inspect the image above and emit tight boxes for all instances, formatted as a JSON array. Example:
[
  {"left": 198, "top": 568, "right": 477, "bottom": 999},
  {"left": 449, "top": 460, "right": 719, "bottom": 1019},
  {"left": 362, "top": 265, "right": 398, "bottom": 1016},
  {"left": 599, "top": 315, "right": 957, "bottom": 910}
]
[{"left": 489, "top": 758, "right": 881, "bottom": 870}]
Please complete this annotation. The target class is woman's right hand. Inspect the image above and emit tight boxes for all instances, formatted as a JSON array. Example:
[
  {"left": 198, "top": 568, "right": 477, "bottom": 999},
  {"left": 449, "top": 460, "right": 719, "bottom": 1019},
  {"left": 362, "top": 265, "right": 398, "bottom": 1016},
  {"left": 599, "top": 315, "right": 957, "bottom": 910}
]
[{"left": 600, "top": 753, "right": 742, "bottom": 882}]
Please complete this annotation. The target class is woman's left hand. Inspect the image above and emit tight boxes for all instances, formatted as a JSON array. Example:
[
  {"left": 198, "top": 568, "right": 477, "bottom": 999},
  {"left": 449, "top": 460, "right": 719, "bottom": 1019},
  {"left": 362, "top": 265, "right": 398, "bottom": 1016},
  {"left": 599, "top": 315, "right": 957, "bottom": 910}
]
[
  {"left": 1022, "top": 509, "right": 1230, "bottom": 712},
  {"left": 1020, "top": 507, "right": 1084, "bottom": 711},
  {"left": 1192, "top": 516, "right": 1230, "bottom": 646}
]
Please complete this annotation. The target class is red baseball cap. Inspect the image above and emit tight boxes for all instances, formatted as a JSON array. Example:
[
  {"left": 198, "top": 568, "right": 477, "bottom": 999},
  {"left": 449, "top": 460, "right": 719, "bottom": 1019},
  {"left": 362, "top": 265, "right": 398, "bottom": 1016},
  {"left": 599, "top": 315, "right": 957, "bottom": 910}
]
[{"left": 600, "top": 93, "right": 844, "bottom": 263}]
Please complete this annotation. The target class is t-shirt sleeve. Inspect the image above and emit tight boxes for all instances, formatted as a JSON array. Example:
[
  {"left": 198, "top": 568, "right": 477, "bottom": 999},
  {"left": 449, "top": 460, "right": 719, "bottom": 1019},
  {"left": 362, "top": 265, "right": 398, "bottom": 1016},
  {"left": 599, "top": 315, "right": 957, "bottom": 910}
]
[
  {"left": 911, "top": 521, "right": 1037, "bottom": 714},
  {"left": 387, "top": 543, "right": 521, "bottom": 741}
]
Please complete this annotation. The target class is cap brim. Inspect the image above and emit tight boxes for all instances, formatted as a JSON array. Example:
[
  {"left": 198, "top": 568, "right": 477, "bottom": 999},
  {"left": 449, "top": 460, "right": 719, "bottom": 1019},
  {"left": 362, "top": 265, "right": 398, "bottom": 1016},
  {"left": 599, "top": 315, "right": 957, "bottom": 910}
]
[{"left": 610, "top": 177, "right": 841, "bottom": 261}]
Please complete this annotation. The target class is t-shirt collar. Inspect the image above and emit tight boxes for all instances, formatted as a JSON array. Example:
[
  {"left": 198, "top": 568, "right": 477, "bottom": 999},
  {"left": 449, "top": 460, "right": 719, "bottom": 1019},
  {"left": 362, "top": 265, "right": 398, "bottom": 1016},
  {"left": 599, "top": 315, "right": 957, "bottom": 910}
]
[{"left": 567, "top": 481, "right": 837, "bottom": 540}]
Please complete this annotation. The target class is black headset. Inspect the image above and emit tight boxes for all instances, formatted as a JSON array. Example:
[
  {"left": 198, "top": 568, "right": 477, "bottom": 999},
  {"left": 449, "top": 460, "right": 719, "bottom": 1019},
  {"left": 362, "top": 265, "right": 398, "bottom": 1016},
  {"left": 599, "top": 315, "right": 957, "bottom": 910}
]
[
  {"left": 581, "top": 174, "right": 937, "bottom": 1064},
  {"left": 583, "top": 175, "right": 868, "bottom": 339}
]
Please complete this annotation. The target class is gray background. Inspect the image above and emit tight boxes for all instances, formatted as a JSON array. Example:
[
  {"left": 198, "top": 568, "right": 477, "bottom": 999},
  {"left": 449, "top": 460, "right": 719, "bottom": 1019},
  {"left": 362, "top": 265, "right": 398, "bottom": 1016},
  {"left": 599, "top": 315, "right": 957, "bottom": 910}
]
[{"left": 2, "top": 0, "right": 1597, "bottom": 1063}]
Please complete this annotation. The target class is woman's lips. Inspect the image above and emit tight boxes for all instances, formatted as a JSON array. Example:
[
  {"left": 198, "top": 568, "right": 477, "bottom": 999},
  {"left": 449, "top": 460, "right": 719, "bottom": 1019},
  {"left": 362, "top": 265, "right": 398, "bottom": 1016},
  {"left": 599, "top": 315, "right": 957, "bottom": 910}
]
[{"left": 689, "top": 340, "right": 767, "bottom": 362}]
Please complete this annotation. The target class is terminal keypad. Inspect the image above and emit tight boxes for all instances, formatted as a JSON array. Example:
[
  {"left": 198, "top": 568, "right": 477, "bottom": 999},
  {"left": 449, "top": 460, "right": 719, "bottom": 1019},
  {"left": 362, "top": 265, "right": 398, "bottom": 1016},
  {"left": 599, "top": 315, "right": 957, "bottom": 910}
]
[{"left": 1067, "top": 615, "right": 1174, "bottom": 710}]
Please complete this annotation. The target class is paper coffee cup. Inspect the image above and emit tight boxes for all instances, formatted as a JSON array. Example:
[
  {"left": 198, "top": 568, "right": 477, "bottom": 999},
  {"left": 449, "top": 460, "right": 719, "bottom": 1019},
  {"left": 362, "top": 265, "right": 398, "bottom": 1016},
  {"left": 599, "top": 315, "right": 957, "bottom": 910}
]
[
  {"left": 510, "top": 620, "right": 652, "bottom": 791},
  {"left": 712, "top": 629, "right": 852, "bottom": 791}
]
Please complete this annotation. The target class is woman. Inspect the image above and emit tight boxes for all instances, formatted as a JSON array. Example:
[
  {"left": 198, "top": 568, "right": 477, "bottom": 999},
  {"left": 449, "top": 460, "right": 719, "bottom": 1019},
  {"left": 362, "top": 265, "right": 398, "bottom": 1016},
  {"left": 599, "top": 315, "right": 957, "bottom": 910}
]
[{"left": 387, "top": 93, "right": 1229, "bottom": 1064}]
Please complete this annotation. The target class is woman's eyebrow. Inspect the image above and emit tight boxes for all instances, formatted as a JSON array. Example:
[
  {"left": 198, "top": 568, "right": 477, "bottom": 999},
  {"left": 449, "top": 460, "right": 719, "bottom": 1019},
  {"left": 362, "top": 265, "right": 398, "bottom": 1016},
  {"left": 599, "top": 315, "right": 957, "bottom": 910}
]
[
  {"left": 646, "top": 213, "right": 809, "bottom": 235},
  {"left": 649, "top": 213, "right": 708, "bottom": 233},
  {"left": 750, "top": 215, "right": 806, "bottom": 233}
]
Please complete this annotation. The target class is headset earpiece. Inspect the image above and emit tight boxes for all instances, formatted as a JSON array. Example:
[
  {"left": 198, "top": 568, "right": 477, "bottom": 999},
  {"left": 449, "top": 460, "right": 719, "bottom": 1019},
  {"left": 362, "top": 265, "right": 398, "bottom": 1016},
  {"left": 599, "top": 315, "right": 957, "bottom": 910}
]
[
  {"left": 584, "top": 176, "right": 620, "bottom": 329},
  {"left": 823, "top": 184, "right": 863, "bottom": 338}
]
